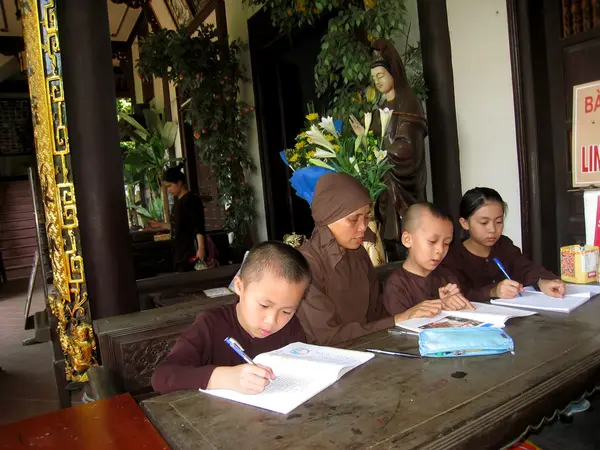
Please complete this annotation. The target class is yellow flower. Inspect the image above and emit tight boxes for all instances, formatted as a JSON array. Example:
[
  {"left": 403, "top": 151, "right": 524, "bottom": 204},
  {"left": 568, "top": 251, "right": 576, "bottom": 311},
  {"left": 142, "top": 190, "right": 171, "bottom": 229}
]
[
  {"left": 301, "top": 132, "right": 307, "bottom": 137},
  {"left": 306, "top": 113, "right": 319, "bottom": 121},
  {"left": 295, "top": 141, "right": 305, "bottom": 149},
  {"left": 366, "top": 86, "right": 377, "bottom": 102},
  {"left": 368, "top": 130, "right": 374, "bottom": 135},
  {"left": 307, "top": 138, "right": 313, "bottom": 143},
  {"left": 367, "top": 34, "right": 374, "bottom": 42},
  {"left": 307, "top": 150, "right": 316, "bottom": 158},
  {"left": 364, "top": 0, "right": 376, "bottom": 9},
  {"left": 367, "top": 155, "right": 372, "bottom": 161},
  {"left": 333, "top": 144, "right": 340, "bottom": 152},
  {"left": 289, "top": 153, "right": 299, "bottom": 162},
  {"left": 326, "top": 135, "right": 334, "bottom": 141}
]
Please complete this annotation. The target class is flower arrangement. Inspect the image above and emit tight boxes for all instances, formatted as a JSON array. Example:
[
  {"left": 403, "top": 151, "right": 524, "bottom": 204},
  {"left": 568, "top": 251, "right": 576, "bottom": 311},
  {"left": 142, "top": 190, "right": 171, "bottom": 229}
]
[{"left": 281, "top": 108, "right": 394, "bottom": 203}]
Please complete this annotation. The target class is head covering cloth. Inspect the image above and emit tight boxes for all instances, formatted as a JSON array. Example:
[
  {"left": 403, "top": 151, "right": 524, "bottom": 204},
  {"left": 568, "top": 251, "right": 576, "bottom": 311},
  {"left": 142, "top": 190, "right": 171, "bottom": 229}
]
[{"left": 311, "top": 173, "right": 375, "bottom": 242}]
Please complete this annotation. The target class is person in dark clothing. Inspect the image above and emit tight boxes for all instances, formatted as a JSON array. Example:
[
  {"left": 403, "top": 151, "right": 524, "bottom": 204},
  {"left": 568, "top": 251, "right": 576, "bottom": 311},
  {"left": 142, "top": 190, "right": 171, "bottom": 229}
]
[
  {"left": 148, "top": 167, "right": 207, "bottom": 272},
  {"left": 151, "top": 241, "right": 309, "bottom": 394},
  {"left": 442, "top": 187, "right": 565, "bottom": 301}
]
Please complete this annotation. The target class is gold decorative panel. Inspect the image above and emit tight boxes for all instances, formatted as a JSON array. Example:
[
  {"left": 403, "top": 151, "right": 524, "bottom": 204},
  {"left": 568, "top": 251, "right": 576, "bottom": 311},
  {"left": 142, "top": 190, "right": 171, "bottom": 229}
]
[{"left": 20, "top": 0, "right": 97, "bottom": 382}]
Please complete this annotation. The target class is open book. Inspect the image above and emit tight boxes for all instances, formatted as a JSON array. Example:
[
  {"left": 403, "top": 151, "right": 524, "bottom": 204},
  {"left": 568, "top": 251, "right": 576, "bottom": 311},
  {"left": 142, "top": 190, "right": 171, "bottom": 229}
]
[
  {"left": 200, "top": 342, "right": 373, "bottom": 414},
  {"left": 491, "top": 287, "right": 593, "bottom": 313},
  {"left": 396, "top": 302, "right": 535, "bottom": 333}
]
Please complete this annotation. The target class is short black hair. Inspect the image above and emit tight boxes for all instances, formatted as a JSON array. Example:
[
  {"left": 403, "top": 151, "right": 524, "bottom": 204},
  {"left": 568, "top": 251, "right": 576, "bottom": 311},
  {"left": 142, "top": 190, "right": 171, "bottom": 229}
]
[
  {"left": 239, "top": 241, "right": 311, "bottom": 285},
  {"left": 163, "top": 167, "right": 186, "bottom": 184},
  {"left": 402, "top": 202, "right": 453, "bottom": 233},
  {"left": 459, "top": 187, "right": 507, "bottom": 220}
]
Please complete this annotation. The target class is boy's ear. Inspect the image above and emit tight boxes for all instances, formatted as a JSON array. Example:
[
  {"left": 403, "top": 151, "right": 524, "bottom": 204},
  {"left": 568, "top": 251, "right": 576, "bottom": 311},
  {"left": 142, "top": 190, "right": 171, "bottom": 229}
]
[
  {"left": 401, "top": 230, "right": 412, "bottom": 248},
  {"left": 458, "top": 217, "right": 470, "bottom": 231},
  {"left": 234, "top": 276, "right": 244, "bottom": 295}
]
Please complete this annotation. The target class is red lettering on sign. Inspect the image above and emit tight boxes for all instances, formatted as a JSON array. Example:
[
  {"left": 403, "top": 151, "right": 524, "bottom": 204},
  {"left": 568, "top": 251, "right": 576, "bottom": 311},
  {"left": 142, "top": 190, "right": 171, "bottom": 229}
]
[
  {"left": 581, "top": 145, "right": 600, "bottom": 173},
  {"left": 584, "top": 91, "right": 600, "bottom": 113},
  {"left": 586, "top": 96, "right": 594, "bottom": 113},
  {"left": 594, "top": 145, "right": 600, "bottom": 172},
  {"left": 583, "top": 146, "right": 589, "bottom": 172}
]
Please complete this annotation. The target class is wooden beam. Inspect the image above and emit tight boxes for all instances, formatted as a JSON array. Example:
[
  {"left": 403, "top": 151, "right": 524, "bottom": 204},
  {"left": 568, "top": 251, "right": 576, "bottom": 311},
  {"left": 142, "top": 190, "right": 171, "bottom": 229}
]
[
  {"left": 185, "top": 0, "right": 216, "bottom": 35},
  {"left": 417, "top": 0, "right": 462, "bottom": 237}
]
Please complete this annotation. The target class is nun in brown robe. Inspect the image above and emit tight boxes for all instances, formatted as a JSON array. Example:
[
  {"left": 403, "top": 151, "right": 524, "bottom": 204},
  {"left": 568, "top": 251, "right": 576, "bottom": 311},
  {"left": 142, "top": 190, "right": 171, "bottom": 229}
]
[{"left": 297, "top": 173, "right": 396, "bottom": 345}]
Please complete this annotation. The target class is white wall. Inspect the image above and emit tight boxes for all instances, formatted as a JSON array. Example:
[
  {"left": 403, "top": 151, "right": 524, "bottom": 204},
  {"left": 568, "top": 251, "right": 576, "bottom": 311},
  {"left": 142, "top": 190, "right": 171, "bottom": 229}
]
[
  {"left": 225, "top": 0, "right": 268, "bottom": 243},
  {"left": 447, "top": 0, "right": 522, "bottom": 248}
]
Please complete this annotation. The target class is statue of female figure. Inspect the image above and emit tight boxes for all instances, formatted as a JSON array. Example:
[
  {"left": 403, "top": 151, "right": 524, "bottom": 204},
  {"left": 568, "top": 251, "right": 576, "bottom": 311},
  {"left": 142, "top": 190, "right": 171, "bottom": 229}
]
[{"left": 350, "top": 39, "right": 427, "bottom": 244}]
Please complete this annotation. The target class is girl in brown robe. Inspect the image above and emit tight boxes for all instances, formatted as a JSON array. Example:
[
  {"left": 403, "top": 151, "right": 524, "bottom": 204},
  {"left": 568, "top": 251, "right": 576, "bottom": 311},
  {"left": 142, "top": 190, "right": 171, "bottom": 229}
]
[
  {"left": 442, "top": 187, "right": 565, "bottom": 301},
  {"left": 297, "top": 173, "right": 404, "bottom": 345}
]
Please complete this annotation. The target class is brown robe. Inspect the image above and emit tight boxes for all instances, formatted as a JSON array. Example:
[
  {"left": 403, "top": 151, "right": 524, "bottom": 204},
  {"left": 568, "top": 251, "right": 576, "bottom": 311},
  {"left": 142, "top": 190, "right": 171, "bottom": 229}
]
[
  {"left": 151, "top": 304, "right": 307, "bottom": 393},
  {"left": 382, "top": 266, "right": 459, "bottom": 315},
  {"left": 441, "top": 236, "right": 557, "bottom": 302},
  {"left": 297, "top": 172, "right": 394, "bottom": 345}
]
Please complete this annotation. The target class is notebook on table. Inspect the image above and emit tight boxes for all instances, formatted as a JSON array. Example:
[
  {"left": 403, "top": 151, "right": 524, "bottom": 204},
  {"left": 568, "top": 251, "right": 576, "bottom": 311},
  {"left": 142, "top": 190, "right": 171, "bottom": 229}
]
[
  {"left": 200, "top": 342, "right": 373, "bottom": 414},
  {"left": 491, "top": 289, "right": 592, "bottom": 313},
  {"left": 395, "top": 302, "right": 536, "bottom": 333}
]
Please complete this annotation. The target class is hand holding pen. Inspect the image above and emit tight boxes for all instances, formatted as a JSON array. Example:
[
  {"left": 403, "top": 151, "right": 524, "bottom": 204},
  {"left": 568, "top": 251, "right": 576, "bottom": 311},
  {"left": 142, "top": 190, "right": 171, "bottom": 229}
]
[
  {"left": 222, "top": 337, "right": 275, "bottom": 394},
  {"left": 492, "top": 258, "right": 523, "bottom": 298}
]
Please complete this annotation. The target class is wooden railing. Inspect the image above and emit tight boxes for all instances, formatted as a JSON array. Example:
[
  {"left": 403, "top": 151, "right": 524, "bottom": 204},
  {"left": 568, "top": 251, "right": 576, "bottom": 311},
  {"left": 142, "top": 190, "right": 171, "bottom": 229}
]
[{"left": 562, "top": 0, "right": 600, "bottom": 37}]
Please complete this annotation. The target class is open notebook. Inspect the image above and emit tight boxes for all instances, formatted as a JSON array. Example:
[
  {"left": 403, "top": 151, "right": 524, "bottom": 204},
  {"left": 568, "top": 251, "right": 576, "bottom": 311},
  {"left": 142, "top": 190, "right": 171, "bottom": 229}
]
[
  {"left": 200, "top": 342, "right": 373, "bottom": 414},
  {"left": 396, "top": 302, "right": 535, "bottom": 333},
  {"left": 491, "top": 286, "right": 594, "bottom": 313}
]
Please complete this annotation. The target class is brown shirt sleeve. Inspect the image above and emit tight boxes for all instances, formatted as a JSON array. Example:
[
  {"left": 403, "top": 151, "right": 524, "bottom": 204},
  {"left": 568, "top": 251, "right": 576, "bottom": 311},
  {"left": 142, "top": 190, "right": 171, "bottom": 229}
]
[
  {"left": 382, "top": 269, "right": 421, "bottom": 315},
  {"left": 151, "top": 312, "right": 217, "bottom": 393},
  {"left": 298, "top": 283, "right": 393, "bottom": 346}
]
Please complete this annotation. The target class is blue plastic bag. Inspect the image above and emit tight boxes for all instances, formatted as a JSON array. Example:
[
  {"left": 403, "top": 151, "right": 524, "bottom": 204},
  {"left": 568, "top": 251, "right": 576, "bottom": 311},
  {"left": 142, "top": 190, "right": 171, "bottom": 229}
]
[
  {"left": 419, "top": 327, "right": 514, "bottom": 358},
  {"left": 289, "top": 166, "right": 334, "bottom": 205}
]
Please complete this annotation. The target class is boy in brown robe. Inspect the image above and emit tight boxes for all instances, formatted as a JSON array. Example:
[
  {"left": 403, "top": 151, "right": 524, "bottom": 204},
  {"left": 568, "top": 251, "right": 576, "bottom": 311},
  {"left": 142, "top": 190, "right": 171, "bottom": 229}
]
[
  {"left": 151, "top": 241, "right": 309, "bottom": 394},
  {"left": 383, "top": 203, "right": 473, "bottom": 318}
]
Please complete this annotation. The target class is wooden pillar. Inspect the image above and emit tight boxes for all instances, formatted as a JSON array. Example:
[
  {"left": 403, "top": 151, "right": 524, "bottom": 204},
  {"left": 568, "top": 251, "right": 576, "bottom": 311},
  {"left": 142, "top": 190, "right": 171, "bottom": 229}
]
[
  {"left": 56, "top": 0, "right": 138, "bottom": 319},
  {"left": 417, "top": 0, "right": 463, "bottom": 235}
]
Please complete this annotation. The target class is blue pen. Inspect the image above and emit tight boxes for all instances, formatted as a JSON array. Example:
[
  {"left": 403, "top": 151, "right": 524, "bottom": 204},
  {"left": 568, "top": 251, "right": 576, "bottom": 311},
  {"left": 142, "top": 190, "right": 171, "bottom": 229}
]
[
  {"left": 493, "top": 257, "right": 523, "bottom": 297},
  {"left": 224, "top": 337, "right": 256, "bottom": 365}
]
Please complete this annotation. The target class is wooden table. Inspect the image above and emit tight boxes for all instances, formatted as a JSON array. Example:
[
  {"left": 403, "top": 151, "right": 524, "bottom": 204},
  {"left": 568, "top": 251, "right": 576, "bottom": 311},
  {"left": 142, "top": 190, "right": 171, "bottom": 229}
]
[
  {"left": 141, "top": 299, "right": 600, "bottom": 450},
  {"left": 0, "top": 394, "right": 168, "bottom": 449}
]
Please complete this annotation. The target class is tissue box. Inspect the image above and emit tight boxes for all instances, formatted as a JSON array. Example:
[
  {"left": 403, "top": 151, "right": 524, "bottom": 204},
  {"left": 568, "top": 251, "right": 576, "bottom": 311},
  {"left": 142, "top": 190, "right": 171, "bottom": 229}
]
[{"left": 560, "top": 245, "right": 599, "bottom": 284}]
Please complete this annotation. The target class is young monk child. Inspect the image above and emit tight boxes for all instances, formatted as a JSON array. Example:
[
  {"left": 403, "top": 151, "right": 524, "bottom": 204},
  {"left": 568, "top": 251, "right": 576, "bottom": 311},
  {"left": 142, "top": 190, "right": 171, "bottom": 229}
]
[
  {"left": 383, "top": 203, "right": 474, "bottom": 319},
  {"left": 151, "top": 241, "right": 310, "bottom": 394},
  {"left": 442, "top": 187, "right": 565, "bottom": 301}
]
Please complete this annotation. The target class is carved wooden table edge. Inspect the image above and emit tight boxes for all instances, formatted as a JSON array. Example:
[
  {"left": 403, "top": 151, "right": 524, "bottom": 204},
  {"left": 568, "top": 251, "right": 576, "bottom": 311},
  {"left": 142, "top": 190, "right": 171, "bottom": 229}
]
[{"left": 372, "top": 345, "right": 600, "bottom": 450}]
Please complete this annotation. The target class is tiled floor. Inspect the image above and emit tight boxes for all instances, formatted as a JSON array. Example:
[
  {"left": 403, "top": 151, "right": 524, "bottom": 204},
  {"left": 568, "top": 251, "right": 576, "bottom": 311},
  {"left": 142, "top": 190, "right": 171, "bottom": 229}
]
[{"left": 0, "top": 278, "right": 60, "bottom": 425}]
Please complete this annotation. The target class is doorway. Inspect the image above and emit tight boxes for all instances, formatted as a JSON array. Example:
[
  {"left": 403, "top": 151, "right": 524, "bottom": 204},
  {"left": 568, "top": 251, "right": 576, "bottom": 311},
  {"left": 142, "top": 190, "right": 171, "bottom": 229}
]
[{"left": 248, "top": 10, "right": 333, "bottom": 240}]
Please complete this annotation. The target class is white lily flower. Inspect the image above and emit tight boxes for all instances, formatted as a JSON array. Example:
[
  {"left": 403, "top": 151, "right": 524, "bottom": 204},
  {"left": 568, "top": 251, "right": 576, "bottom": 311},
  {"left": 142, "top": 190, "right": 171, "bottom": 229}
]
[
  {"left": 306, "top": 125, "right": 335, "bottom": 151},
  {"left": 374, "top": 148, "right": 387, "bottom": 163},
  {"left": 309, "top": 158, "right": 336, "bottom": 171},
  {"left": 314, "top": 148, "right": 336, "bottom": 159},
  {"left": 318, "top": 116, "right": 339, "bottom": 138},
  {"left": 364, "top": 112, "right": 372, "bottom": 135},
  {"left": 379, "top": 107, "right": 393, "bottom": 137}
]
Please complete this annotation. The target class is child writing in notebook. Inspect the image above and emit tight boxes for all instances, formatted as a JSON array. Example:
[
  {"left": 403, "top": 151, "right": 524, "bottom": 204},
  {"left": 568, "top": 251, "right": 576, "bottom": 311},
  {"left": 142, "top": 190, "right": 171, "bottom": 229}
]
[
  {"left": 442, "top": 187, "right": 565, "bottom": 301},
  {"left": 383, "top": 203, "right": 474, "bottom": 319},
  {"left": 151, "top": 241, "right": 310, "bottom": 395}
]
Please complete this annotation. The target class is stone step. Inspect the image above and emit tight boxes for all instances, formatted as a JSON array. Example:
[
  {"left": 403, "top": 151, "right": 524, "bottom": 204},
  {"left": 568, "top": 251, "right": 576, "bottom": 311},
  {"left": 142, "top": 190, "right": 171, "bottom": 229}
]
[
  {"left": 4, "top": 254, "right": 35, "bottom": 268},
  {"left": 6, "top": 263, "right": 33, "bottom": 280},
  {"left": 0, "top": 235, "right": 37, "bottom": 248},
  {"left": 0, "top": 218, "right": 36, "bottom": 231},
  {"left": 0, "top": 226, "right": 36, "bottom": 240},
  {"left": 1, "top": 243, "right": 38, "bottom": 258}
]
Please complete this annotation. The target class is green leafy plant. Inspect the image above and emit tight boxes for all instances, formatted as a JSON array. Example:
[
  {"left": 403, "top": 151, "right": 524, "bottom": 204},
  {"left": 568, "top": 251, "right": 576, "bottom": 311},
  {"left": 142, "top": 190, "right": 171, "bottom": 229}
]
[
  {"left": 118, "top": 109, "right": 182, "bottom": 222},
  {"left": 137, "top": 25, "right": 255, "bottom": 243},
  {"left": 134, "top": 198, "right": 165, "bottom": 222},
  {"left": 244, "top": 0, "right": 425, "bottom": 126}
]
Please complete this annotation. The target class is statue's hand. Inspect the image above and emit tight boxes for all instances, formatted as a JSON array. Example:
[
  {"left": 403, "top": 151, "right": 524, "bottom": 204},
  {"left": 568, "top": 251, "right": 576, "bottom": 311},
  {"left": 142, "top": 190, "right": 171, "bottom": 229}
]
[{"left": 349, "top": 115, "right": 365, "bottom": 136}]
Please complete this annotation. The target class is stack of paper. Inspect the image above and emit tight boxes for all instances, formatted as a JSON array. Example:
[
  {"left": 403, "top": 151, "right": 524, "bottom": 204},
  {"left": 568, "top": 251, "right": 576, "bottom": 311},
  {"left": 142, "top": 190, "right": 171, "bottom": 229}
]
[
  {"left": 491, "top": 289, "right": 592, "bottom": 313},
  {"left": 396, "top": 302, "right": 535, "bottom": 333},
  {"left": 200, "top": 342, "right": 373, "bottom": 414}
]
